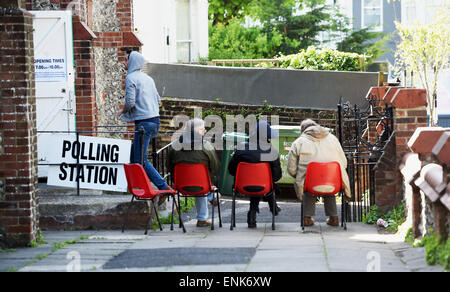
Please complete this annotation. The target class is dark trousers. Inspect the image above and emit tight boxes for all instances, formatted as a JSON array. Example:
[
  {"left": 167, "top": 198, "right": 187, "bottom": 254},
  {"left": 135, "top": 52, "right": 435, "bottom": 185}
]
[{"left": 249, "top": 183, "right": 279, "bottom": 214}]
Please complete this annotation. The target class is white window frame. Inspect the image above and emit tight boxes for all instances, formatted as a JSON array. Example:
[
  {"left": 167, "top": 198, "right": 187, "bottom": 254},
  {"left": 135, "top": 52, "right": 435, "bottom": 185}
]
[
  {"left": 361, "top": 0, "right": 383, "bottom": 32},
  {"left": 176, "top": 0, "right": 193, "bottom": 63}
]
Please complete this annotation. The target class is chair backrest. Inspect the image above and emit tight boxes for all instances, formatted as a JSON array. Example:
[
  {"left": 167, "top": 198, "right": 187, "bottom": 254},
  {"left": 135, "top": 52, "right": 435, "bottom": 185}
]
[
  {"left": 304, "top": 161, "right": 343, "bottom": 196},
  {"left": 123, "top": 164, "right": 157, "bottom": 199},
  {"left": 235, "top": 162, "right": 273, "bottom": 196},
  {"left": 174, "top": 163, "right": 212, "bottom": 196}
]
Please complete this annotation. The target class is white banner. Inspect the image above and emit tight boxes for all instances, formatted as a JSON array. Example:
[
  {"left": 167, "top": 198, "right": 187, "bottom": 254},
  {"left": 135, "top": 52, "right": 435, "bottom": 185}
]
[{"left": 46, "top": 135, "right": 131, "bottom": 192}]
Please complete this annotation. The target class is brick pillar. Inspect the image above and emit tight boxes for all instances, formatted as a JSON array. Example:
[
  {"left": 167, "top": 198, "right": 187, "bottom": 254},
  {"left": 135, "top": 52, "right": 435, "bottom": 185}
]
[
  {"left": 389, "top": 89, "right": 428, "bottom": 209},
  {"left": 73, "top": 15, "right": 97, "bottom": 134},
  {"left": 0, "top": 1, "right": 40, "bottom": 247},
  {"left": 371, "top": 88, "right": 428, "bottom": 212}
]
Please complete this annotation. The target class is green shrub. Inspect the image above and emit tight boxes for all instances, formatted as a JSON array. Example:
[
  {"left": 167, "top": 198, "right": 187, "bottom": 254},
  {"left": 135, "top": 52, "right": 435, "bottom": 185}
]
[
  {"left": 279, "top": 46, "right": 364, "bottom": 72},
  {"left": 415, "top": 235, "right": 450, "bottom": 271}
]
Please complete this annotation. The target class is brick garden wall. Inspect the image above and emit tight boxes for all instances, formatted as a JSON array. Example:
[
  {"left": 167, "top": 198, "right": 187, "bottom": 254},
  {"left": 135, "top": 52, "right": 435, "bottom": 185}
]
[
  {"left": 155, "top": 98, "right": 338, "bottom": 148},
  {"left": 0, "top": 2, "right": 40, "bottom": 247}
]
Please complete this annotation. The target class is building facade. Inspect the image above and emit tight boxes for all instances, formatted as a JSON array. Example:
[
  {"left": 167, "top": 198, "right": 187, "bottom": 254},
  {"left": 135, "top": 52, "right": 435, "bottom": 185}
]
[{"left": 133, "top": 0, "right": 209, "bottom": 64}]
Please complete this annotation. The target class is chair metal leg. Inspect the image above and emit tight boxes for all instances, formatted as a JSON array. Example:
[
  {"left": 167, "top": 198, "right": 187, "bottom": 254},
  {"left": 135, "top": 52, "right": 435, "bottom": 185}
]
[
  {"left": 217, "top": 190, "right": 222, "bottom": 228},
  {"left": 233, "top": 192, "right": 237, "bottom": 228},
  {"left": 341, "top": 193, "right": 344, "bottom": 228},
  {"left": 343, "top": 198, "right": 347, "bottom": 231},
  {"left": 211, "top": 192, "right": 215, "bottom": 231},
  {"left": 171, "top": 195, "right": 175, "bottom": 231},
  {"left": 122, "top": 196, "right": 134, "bottom": 233},
  {"left": 178, "top": 194, "right": 182, "bottom": 228},
  {"left": 230, "top": 190, "right": 235, "bottom": 231},
  {"left": 175, "top": 195, "right": 186, "bottom": 233},
  {"left": 301, "top": 194, "right": 305, "bottom": 232}
]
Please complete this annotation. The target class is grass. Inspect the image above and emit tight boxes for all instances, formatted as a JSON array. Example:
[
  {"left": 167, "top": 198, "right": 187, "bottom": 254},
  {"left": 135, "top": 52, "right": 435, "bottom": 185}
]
[{"left": 28, "top": 230, "right": 48, "bottom": 248}]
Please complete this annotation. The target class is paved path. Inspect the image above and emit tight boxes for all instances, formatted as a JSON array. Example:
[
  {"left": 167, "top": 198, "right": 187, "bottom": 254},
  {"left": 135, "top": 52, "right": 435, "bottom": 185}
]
[{"left": 0, "top": 199, "right": 444, "bottom": 272}]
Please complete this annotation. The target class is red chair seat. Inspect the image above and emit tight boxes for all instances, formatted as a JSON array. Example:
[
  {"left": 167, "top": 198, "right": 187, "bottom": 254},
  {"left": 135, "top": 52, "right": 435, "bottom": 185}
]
[
  {"left": 231, "top": 162, "right": 275, "bottom": 230},
  {"left": 301, "top": 161, "right": 347, "bottom": 231},
  {"left": 122, "top": 163, "right": 176, "bottom": 235},
  {"left": 174, "top": 163, "right": 222, "bottom": 232}
]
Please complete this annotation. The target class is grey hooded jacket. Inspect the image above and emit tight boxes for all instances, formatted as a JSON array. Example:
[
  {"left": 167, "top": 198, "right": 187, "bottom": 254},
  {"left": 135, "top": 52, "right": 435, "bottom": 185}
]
[{"left": 121, "top": 51, "right": 161, "bottom": 122}]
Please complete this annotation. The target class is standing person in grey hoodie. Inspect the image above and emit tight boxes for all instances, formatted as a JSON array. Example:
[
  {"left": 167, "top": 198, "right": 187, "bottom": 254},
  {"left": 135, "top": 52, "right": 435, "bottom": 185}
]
[{"left": 118, "top": 50, "right": 170, "bottom": 191}]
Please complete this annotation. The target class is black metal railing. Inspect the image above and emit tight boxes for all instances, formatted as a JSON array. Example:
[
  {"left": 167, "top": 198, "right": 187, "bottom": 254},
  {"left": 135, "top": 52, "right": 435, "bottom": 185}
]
[
  {"left": 150, "top": 138, "right": 174, "bottom": 187},
  {"left": 338, "top": 94, "right": 394, "bottom": 222}
]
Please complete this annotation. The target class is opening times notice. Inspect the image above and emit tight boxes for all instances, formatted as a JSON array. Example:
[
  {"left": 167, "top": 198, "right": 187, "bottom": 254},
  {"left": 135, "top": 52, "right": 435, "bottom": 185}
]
[{"left": 34, "top": 57, "right": 67, "bottom": 82}]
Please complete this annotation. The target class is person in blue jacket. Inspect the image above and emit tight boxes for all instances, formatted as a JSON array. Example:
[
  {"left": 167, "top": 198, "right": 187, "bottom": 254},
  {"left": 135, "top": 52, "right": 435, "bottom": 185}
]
[{"left": 118, "top": 50, "right": 170, "bottom": 191}]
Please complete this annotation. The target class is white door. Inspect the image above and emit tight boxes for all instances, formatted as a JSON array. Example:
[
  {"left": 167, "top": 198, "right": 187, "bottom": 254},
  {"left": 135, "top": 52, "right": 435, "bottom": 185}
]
[{"left": 31, "top": 11, "right": 76, "bottom": 177}]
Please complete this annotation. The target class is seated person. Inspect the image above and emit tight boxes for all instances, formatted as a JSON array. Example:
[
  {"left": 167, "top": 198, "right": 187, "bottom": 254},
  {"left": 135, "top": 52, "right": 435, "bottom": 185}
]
[
  {"left": 287, "top": 119, "right": 351, "bottom": 226},
  {"left": 167, "top": 118, "right": 220, "bottom": 227},
  {"left": 228, "top": 121, "right": 282, "bottom": 228}
]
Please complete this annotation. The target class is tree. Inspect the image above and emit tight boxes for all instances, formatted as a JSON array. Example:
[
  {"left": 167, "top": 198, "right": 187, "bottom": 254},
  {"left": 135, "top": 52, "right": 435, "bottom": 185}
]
[
  {"left": 248, "top": 0, "right": 349, "bottom": 55},
  {"left": 208, "top": 0, "right": 254, "bottom": 25},
  {"left": 394, "top": 7, "right": 450, "bottom": 126},
  {"left": 337, "top": 27, "right": 390, "bottom": 68},
  {"left": 209, "top": 19, "right": 283, "bottom": 60}
]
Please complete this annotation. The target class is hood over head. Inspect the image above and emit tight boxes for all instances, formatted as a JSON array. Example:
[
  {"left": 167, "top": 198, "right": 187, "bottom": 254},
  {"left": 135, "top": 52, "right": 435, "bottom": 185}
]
[
  {"left": 302, "top": 125, "right": 330, "bottom": 140},
  {"left": 300, "top": 119, "right": 330, "bottom": 140},
  {"left": 127, "top": 51, "right": 146, "bottom": 74}
]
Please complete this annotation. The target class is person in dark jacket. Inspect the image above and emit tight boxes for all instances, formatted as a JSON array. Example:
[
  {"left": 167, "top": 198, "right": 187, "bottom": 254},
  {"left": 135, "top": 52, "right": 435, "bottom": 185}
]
[
  {"left": 228, "top": 121, "right": 282, "bottom": 228},
  {"left": 167, "top": 118, "right": 221, "bottom": 227}
]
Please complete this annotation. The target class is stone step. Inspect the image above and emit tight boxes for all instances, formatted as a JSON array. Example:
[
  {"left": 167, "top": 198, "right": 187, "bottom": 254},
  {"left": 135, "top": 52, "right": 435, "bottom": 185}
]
[{"left": 38, "top": 184, "right": 155, "bottom": 231}]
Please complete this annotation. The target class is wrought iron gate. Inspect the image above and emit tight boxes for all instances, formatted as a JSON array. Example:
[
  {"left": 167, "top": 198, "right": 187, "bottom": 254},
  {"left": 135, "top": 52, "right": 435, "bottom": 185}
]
[{"left": 338, "top": 94, "right": 393, "bottom": 222}]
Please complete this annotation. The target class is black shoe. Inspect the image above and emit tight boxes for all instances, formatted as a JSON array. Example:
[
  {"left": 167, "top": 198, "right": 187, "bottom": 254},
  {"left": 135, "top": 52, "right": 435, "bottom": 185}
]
[
  {"left": 270, "top": 204, "right": 281, "bottom": 216},
  {"left": 274, "top": 205, "right": 281, "bottom": 216},
  {"left": 247, "top": 210, "right": 257, "bottom": 228}
]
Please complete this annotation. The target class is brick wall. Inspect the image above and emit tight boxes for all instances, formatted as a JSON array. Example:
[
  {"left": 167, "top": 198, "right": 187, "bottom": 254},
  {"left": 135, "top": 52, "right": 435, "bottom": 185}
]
[
  {"left": 154, "top": 98, "right": 338, "bottom": 148},
  {"left": 0, "top": 4, "right": 39, "bottom": 247}
]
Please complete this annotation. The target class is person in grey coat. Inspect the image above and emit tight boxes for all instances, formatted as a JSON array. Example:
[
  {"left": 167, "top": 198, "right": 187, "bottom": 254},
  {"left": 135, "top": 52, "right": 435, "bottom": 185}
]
[{"left": 118, "top": 50, "right": 169, "bottom": 191}]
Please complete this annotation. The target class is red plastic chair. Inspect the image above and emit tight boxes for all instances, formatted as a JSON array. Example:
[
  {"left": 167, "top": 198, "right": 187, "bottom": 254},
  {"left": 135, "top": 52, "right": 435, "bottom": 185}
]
[
  {"left": 231, "top": 162, "right": 275, "bottom": 230},
  {"left": 302, "top": 161, "right": 347, "bottom": 231},
  {"left": 174, "top": 163, "right": 222, "bottom": 232},
  {"left": 122, "top": 163, "right": 177, "bottom": 235}
]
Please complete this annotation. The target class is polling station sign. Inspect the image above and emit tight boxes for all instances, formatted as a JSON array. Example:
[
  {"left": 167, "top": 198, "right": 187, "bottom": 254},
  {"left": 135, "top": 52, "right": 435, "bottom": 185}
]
[{"left": 46, "top": 135, "right": 131, "bottom": 192}]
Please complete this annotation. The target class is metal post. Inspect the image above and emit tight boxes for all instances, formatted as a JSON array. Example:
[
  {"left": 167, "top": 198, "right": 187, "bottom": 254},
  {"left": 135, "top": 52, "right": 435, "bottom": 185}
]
[{"left": 76, "top": 132, "right": 80, "bottom": 197}]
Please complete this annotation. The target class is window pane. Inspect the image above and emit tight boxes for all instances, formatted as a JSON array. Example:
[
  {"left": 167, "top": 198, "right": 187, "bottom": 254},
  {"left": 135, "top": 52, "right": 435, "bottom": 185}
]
[
  {"left": 364, "top": 7, "right": 381, "bottom": 28},
  {"left": 364, "top": 0, "right": 380, "bottom": 8},
  {"left": 177, "top": 42, "right": 191, "bottom": 63}
]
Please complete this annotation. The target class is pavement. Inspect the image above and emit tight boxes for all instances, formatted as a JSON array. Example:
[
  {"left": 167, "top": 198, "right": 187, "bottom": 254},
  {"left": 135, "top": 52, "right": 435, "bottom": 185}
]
[{"left": 0, "top": 198, "right": 445, "bottom": 273}]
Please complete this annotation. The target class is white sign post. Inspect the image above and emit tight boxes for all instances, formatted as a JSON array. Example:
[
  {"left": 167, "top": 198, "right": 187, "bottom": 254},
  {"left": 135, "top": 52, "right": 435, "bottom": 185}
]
[{"left": 47, "top": 135, "right": 131, "bottom": 193}]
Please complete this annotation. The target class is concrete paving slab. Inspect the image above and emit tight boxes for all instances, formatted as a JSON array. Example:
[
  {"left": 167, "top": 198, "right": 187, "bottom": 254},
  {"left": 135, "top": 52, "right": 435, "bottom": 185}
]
[{"left": 2, "top": 202, "right": 446, "bottom": 272}]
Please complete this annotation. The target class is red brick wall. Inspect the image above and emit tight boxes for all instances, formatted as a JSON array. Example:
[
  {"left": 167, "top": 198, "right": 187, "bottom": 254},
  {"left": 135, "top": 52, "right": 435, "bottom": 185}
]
[{"left": 0, "top": 6, "right": 39, "bottom": 247}]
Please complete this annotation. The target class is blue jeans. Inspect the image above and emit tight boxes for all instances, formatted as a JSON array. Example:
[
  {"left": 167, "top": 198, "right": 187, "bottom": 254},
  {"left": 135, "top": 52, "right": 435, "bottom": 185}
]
[
  {"left": 131, "top": 121, "right": 168, "bottom": 190},
  {"left": 196, "top": 193, "right": 214, "bottom": 221}
]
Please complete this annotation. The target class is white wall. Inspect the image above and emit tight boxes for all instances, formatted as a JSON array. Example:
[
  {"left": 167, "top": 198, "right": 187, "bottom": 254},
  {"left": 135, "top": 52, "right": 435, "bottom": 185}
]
[{"left": 133, "top": 0, "right": 209, "bottom": 64}]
